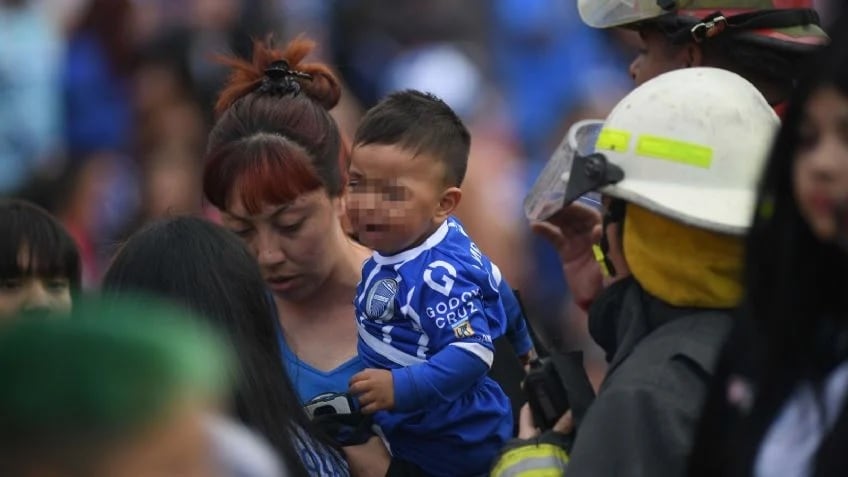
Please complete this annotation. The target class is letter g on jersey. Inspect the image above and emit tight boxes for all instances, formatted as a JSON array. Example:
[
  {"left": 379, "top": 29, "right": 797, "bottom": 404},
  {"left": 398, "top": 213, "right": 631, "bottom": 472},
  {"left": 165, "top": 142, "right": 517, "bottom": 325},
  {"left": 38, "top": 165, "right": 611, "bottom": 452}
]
[{"left": 423, "top": 260, "right": 457, "bottom": 297}]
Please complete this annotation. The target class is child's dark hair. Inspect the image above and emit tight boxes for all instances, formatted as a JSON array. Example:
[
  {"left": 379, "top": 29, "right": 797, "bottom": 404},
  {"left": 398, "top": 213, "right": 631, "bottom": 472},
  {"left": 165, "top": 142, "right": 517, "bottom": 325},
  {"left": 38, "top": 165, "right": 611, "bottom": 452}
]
[
  {"left": 354, "top": 89, "right": 471, "bottom": 187},
  {"left": 0, "top": 200, "right": 81, "bottom": 291}
]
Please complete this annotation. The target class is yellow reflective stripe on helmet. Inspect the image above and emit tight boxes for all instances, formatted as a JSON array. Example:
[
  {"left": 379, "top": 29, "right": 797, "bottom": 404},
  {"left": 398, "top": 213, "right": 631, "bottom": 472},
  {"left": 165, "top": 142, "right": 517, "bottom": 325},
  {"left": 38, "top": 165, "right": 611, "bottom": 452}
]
[
  {"left": 596, "top": 128, "right": 631, "bottom": 152},
  {"left": 635, "top": 135, "right": 713, "bottom": 168},
  {"left": 491, "top": 443, "right": 569, "bottom": 477}
]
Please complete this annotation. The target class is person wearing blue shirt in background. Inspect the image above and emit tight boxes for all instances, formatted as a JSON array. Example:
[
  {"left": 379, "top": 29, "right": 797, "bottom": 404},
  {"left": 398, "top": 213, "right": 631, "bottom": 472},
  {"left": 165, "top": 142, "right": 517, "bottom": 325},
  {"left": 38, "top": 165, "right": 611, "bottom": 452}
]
[{"left": 347, "top": 90, "right": 517, "bottom": 477}]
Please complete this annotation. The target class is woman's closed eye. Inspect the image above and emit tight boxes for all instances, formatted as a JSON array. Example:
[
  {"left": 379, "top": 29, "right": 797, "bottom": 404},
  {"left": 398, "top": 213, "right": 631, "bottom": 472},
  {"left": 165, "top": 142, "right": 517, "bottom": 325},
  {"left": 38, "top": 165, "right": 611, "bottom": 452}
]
[
  {"left": 231, "top": 226, "right": 254, "bottom": 238},
  {"left": 275, "top": 219, "right": 305, "bottom": 234},
  {"left": 45, "top": 278, "right": 70, "bottom": 292}
]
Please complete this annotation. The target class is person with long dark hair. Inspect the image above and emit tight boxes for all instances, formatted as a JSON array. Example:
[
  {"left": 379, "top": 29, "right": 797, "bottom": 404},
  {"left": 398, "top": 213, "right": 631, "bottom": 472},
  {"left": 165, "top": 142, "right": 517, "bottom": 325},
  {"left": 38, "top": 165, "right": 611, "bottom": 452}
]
[
  {"left": 688, "top": 12, "right": 848, "bottom": 476},
  {"left": 102, "top": 216, "right": 349, "bottom": 476},
  {"left": 0, "top": 199, "right": 80, "bottom": 318}
]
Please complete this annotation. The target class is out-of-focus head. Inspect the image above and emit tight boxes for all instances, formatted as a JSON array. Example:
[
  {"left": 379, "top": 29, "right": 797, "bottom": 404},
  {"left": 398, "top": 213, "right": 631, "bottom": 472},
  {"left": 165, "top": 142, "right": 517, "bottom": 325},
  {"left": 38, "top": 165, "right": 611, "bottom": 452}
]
[
  {"left": 786, "top": 31, "right": 848, "bottom": 243},
  {"left": 102, "top": 216, "right": 270, "bottom": 338},
  {"left": 744, "top": 10, "right": 848, "bottom": 367},
  {"left": 753, "top": 11, "right": 848, "bottom": 247},
  {"left": 792, "top": 86, "right": 848, "bottom": 241},
  {"left": 348, "top": 90, "right": 470, "bottom": 254},
  {"left": 0, "top": 199, "right": 80, "bottom": 319},
  {"left": 0, "top": 297, "right": 232, "bottom": 477},
  {"left": 204, "top": 37, "right": 350, "bottom": 302}
]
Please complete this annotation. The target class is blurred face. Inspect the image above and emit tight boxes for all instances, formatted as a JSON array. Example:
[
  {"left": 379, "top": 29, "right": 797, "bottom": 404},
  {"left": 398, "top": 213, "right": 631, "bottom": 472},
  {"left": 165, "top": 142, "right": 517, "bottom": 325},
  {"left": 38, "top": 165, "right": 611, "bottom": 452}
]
[
  {"left": 629, "top": 28, "right": 694, "bottom": 86},
  {"left": 347, "top": 144, "right": 454, "bottom": 255},
  {"left": 0, "top": 248, "right": 72, "bottom": 319},
  {"left": 221, "top": 190, "right": 346, "bottom": 302},
  {"left": 97, "top": 405, "right": 220, "bottom": 477},
  {"left": 794, "top": 87, "right": 848, "bottom": 241}
]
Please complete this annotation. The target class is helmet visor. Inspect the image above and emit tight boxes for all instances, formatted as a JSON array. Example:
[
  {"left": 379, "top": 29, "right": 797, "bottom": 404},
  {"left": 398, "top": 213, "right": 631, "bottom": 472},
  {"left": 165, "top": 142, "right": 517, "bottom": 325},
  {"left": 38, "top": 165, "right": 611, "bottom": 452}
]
[{"left": 524, "top": 120, "right": 605, "bottom": 221}]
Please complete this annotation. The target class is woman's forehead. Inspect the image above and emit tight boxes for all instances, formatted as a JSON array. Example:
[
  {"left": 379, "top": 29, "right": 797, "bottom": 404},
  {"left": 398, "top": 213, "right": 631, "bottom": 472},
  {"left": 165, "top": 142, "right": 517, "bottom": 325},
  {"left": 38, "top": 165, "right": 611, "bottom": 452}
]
[
  {"left": 225, "top": 189, "right": 326, "bottom": 220},
  {"left": 0, "top": 245, "right": 67, "bottom": 279}
]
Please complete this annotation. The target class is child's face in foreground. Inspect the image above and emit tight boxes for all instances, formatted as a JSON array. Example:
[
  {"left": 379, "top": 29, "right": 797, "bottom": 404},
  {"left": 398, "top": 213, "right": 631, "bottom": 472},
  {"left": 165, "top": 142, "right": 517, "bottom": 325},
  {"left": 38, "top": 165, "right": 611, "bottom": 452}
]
[
  {"left": 348, "top": 144, "right": 450, "bottom": 255},
  {"left": 0, "top": 249, "right": 72, "bottom": 319}
]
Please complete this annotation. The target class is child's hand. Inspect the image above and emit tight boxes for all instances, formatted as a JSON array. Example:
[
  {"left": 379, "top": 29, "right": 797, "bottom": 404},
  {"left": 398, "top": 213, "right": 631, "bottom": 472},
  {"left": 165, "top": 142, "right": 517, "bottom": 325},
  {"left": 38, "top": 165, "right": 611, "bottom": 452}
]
[{"left": 350, "top": 369, "right": 395, "bottom": 414}]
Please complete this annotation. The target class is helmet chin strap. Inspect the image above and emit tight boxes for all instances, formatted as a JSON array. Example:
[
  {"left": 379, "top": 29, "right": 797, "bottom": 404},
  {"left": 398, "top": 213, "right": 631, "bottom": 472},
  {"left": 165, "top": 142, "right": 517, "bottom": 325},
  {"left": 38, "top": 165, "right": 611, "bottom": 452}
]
[{"left": 593, "top": 200, "right": 627, "bottom": 278}]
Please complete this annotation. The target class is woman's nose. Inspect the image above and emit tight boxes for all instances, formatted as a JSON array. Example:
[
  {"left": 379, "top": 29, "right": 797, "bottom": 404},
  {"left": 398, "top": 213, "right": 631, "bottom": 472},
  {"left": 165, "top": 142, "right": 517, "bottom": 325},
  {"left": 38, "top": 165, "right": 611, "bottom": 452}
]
[
  {"left": 255, "top": 231, "right": 286, "bottom": 267},
  {"left": 21, "top": 281, "right": 51, "bottom": 313}
]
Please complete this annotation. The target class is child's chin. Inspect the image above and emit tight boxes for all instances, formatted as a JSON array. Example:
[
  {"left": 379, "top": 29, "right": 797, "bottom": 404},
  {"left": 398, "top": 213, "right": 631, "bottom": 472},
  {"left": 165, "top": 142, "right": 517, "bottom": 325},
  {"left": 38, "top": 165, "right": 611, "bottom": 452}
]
[{"left": 358, "top": 232, "right": 388, "bottom": 251}]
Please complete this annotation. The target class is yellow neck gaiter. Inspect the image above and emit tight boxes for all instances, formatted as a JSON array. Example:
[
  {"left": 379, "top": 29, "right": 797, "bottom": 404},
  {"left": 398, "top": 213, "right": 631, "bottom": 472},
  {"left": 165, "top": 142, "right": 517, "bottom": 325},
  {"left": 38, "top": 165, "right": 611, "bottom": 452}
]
[{"left": 622, "top": 204, "right": 745, "bottom": 309}]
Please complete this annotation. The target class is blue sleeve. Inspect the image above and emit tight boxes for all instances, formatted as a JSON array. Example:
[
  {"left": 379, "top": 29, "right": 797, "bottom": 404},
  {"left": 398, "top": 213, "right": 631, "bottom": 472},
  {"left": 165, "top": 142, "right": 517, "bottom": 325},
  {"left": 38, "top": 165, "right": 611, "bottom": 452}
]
[
  {"left": 390, "top": 259, "right": 500, "bottom": 410},
  {"left": 498, "top": 281, "right": 534, "bottom": 356},
  {"left": 392, "top": 345, "right": 489, "bottom": 412}
]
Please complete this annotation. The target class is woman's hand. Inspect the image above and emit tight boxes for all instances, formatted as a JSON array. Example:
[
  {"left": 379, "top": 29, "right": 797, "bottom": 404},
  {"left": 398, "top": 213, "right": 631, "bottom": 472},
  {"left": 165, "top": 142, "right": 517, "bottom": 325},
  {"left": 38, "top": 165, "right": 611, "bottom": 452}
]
[{"left": 343, "top": 436, "right": 391, "bottom": 477}]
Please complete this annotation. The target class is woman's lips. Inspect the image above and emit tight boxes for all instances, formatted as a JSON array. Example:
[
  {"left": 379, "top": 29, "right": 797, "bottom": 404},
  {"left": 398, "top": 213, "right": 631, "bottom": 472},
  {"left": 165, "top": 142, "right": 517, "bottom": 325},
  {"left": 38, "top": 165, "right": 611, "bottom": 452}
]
[
  {"left": 808, "top": 193, "right": 835, "bottom": 213},
  {"left": 266, "top": 275, "right": 299, "bottom": 292}
]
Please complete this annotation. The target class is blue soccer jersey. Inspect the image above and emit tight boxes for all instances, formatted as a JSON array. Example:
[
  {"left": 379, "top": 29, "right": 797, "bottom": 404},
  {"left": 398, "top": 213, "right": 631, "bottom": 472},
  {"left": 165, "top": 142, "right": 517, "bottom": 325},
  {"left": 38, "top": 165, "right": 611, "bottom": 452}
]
[{"left": 355, "top": 216, "right": 513, "bottom": 476}]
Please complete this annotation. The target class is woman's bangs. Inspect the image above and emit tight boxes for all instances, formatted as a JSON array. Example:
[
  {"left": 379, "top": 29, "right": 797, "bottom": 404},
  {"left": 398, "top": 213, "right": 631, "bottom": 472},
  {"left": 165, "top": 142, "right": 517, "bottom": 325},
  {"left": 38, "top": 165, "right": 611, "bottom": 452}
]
[
  {"left": 0, "top": 221, "right": 77, "bottom": 281},
  {"left": 205, "top": 136, "right": 325, "bottom": 214}
]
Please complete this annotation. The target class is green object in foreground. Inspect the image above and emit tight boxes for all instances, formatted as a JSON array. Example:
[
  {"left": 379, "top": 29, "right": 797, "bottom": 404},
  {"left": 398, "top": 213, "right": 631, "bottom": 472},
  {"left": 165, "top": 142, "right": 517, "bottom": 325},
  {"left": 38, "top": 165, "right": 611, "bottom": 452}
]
[{"left": 0, "top": 295, "right": 233, "bottom": 456}]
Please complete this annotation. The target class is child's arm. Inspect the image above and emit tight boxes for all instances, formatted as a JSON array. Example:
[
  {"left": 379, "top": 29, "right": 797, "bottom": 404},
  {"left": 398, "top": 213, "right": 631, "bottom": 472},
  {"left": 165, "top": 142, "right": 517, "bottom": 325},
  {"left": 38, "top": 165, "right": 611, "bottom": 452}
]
[
  {"left": 350, "top": 346, "right": 490, "bottom": 414},
  {"left": 391, "top": 343, "right": 491, "bottom": 412},
  {"left": 350, "top": 261, "right": 506, "bottom": 414}
]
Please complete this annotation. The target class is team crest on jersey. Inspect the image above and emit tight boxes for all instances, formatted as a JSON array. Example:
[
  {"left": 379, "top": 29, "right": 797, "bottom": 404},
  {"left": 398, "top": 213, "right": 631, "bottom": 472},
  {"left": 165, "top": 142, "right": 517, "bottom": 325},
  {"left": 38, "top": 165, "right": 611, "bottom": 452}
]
[
  {"left": 452, "top": 319, "right": 475, "bottom": 338},
  {"left": 365, "top": 278, "right": 399, "bottom": 321}
]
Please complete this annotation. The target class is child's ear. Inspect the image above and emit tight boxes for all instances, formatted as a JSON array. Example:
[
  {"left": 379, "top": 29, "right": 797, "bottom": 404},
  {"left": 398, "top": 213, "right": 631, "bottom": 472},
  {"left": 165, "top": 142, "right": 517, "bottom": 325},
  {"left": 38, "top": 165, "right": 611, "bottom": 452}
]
[
  {"left": 683, "top": 43, "right": 703, "bottom": 68},
  {"left": 436, "top": 187, "right": 462, "bottom": 220}
]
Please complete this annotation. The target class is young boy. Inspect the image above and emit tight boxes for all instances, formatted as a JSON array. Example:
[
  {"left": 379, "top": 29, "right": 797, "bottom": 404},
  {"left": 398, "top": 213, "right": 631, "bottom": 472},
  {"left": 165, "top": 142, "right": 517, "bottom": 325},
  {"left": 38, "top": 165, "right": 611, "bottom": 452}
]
[{"left": 347, "top": 90, "right": 515, "bottom": 476}]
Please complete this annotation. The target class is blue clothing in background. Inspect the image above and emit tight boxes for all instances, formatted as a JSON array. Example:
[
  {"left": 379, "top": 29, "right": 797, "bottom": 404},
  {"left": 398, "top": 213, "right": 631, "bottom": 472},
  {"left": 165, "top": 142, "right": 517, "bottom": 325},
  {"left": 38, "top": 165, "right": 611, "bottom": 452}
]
[
  {"left": 355, "top": 216, "right": 512, "bottom": 477},
  {"left": 63, "top": 32, "right": 132, "bottom": 156},
  {"left": 0, "top": 3, "right": 62, "bottom": 193}
]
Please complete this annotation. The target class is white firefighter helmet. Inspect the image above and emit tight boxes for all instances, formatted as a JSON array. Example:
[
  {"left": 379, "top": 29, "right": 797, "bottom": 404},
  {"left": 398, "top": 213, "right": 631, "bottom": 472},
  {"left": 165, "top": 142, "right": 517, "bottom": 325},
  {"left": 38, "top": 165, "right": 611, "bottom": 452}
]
[{"left": 559, "top": 67, "right": 779, "bottom": 235}]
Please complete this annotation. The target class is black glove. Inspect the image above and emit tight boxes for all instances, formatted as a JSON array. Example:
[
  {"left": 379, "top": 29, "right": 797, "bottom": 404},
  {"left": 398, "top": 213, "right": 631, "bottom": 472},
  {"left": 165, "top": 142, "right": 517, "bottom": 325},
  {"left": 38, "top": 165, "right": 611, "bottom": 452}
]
[{"left": 312, "top": 412, "right": 375, "bottom": 447}]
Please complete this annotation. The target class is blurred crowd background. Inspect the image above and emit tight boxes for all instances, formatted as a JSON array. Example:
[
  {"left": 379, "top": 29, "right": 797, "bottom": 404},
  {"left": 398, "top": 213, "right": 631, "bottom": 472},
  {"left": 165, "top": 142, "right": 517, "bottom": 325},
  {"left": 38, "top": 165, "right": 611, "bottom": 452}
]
[{"left": 1, "top": 0, "right": 842, "bottom": 384}]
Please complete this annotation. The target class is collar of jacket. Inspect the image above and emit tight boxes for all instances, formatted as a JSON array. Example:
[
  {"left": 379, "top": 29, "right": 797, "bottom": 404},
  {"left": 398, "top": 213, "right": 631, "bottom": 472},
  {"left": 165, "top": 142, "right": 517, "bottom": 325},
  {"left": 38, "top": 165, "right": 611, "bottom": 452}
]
[{"left": 588, "top": 277, "right": 726, "bottom": 373}]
